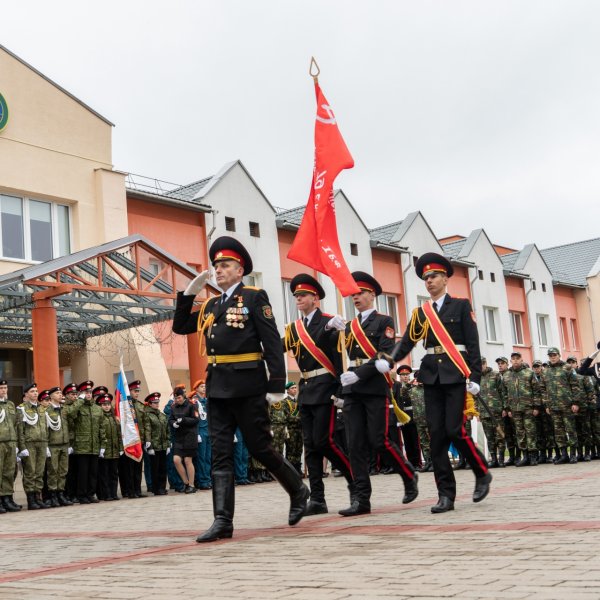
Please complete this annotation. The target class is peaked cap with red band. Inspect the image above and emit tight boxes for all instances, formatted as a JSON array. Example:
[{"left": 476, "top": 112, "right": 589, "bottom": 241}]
[
  {"left": 62, "top": 383, "right": 77, "bottom": 395},
  {"left": 415, "top": 252, "right": 454, "bottom": 279},
  {"left": 290, "top": 273, "right": 325, "bottom": 299},
  {"left": 350, "top": 271, "right": 382, "bottom": 296},
  {"left": 96, "top": 393, "right": 113, "bottom": 405},
  {"left": 396, "top": 364, "right": 413, "bottom": 375},
  {"left": 145, "top": 392, "right": 161, "bottom": 404},
  {"left": 77, "top": 380, "right": 93, "bottom": 392},
  {"left": 38, "top": 390, "right": 50, "bottom": 401},
  {"left": 209, "top": 236, "right": 253, "bottom": 275}
]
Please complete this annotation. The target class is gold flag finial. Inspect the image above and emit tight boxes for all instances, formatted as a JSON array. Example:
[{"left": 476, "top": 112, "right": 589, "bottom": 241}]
[{"left": 309, "top": 56, "right": 320, "bottom": 83}]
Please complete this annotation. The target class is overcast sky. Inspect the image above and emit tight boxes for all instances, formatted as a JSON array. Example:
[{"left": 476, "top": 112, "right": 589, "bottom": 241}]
[{"left": 4, "top": 1, "right": 600, "bottom": 249}]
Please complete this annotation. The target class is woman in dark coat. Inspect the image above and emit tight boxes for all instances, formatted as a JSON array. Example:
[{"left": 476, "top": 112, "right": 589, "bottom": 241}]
[{"left": 168, "top": 388, "right": 199, "bottom": 493}]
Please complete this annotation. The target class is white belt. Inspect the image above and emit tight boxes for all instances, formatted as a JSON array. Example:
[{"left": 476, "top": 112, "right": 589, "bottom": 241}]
[
  {"left": 348, "top": 359, "right": 367, "bottom": 367},
  {"left": 426, "top": 345, "right": 467, "bottom": 355},
  {"left": 301, "top": 367, "right": 329, "bottom": 380}
]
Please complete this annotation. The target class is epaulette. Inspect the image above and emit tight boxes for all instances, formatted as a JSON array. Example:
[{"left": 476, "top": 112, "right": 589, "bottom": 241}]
[
  {"left": 322, "top": 313, "right": 334, "bottom": 318},
  {"left": 243, "top": 286, "right": 260, "bottom": 291}
]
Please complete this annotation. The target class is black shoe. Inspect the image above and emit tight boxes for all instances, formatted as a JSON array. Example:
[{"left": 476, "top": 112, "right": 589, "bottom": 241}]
[
  {"left": 379, "top": 466, "right": 394, "bottom": 475},
  {"left": 515, "top": 451, "right": 530, "bottom": 467},
  {"left": 332, "top": 470, "right": 343, "bottom": 478},
  {"left": 338, "top": 501, "right": 371, "bottom": 517},
  {"left": 569, "top": 449, "right": 578, "bottom": 464},
  {"left": 184, "top": 485, "right": 197, "bottom": 494},
  {"left": 87, "top": 496, "right": 100, "bottom": 504},
  {"left": 538, "top": 451, "right": 547, "bottom": 465},
  {"left": 505, "top": 448, "right": 516, "bottom": 467},
  {"left": 305, "top": 500, "right": 328, "bottom": 516},
  {"left": 402, "top": 472, "right": 419, "bottom": 504},
  {"left": 135, "top": 492, "right": 148, "bottom": 498},
  {"left": 473, "top": 472, "right": 492, "bottom": 503},
  {"left": 487, "top": 453, "right": 499, "bottom": 469},
  {"left": 49, "top": 492, "right": 61, "bottom": 508},
  {"left": 554, "top": 448, "right": 569, "bottom": 465},
  {"left": 270, "top": 458, "right": 309, "bottom": 526},
  {"left": 454, "top": 457, "right": 467, "bottom": 470},
  {"left": 196, "top": 518, "right": 234, "bottom": 543},
  {"left": 2, "top": 496, "right": 21, "bottom": 512},
  {"left": 57, "top": 491, "right": 73, "bottom": 506},
  {"left": 78, "top": 496, "right": 91, "bottom": 504},
  {"left": 36, "top": 494, "right": 51, "bottom": 508},
  {"left": 529, "top": 451, "right": 538, "bottom": 466},
  {"left": 26, "top": 492, "right": 42, "bottom": 510},
  {"left": 0, "top": 502, "right": 6, "bottom": 514},
  {"left": 431, "top": 496, "right": 454, "bottom": 513}
]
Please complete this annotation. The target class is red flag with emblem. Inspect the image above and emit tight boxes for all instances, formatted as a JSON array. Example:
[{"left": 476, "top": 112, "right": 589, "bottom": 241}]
[{"left": 287, "top": 81, "right": 360, "bottom": 297}]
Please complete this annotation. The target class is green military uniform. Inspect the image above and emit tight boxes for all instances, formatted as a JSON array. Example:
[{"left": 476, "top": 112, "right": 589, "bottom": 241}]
[
  {"left": 532, "top": 366, "right": 556, "bottom": 462},
  {"left": 572, "top": 371, "right": 596, "bottom": 461},
  {"left": 586, "top": 376, "right": 600, "bottom": 459},
  {"left": 144, "top": 400, "right": 169, "bottom": 494},
  {"left": 269, "top": 397, "right": 288, "bottom": 456},
  {"left": 101, "top": 409, "right": 123, "bottom": 459},
  {"left": 16, "top": 398, "right": 49, "bottom": 506},
  {"left": 45, "top": 399, "right": 71, "bottom": 505},
  {"left": 410, "top": 382, "right": 431, "bottom": 471},
  {"left": 284, "top": 394, "right": 303, "bottom": 473},
  {"left": 0, "top": 390, "right": 19, "bottom": 511},
  {"left": 477, "top": 365, "right": 506, "bottom": 467},
  {"left": 543, "top": 352, "right": 582, "bottom": 464},
  {"left": 501, "top": 363, "right": 544, "bottom": 465}
]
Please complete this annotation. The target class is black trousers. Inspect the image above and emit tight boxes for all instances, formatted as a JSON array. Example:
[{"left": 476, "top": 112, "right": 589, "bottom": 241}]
[
  {"left": 343, "top": 393, "right": 415, "bottom": 504},
  {"left": 400, "top": 415, "right": 421, "bottom": 467},
  {"left": 424, "top": 382, "right": 489, "bottom": 501},
  {"left": 76, "top": 454, "right": 99, "bottom": 498},
  {"left": 97, "top": 458, "right": 119, "bottom": 499},
  {"left": 149, "top": 450, "right": 167, "bottom": 493},
  {"left": 119, "top": 454, "right": 143, "bottom": 496},
  {"left": 300, "top": 403, "right": 353, "bottom": 502},
  {"left": 208, "top": 394, "right": 284, "bottom": 474}
]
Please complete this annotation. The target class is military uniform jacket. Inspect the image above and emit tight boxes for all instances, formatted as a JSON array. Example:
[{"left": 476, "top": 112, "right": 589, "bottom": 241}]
[
  {"left": 145, "top": 407, "right": 170, "bottom": 451},
  {"left": 0, "top": 399, "right": 17, "bottom": 443},
  {"left": 269, "top": 399, "right": 289, "bottom": 425},
  {"left": 392, "top": 382, "right": 413, "bottom": 413},
  {"left": 543, "top": 362, "right": 580, "bottom": 410},
  {"left": 394, "top": 295, "right": 482, "bottom": 385},
  {"left": 343, "top": 311, "right": 395, "bottom": 397},
  {"left": 68, "top": 399, "right": 107, "bottom": 454},
  {"left": 411, "top": 384, "right": 426, "bottom": 420},
  {"left": 133, "top": 400, "right": 147, "bottom": 444},
  {"left": 168, "top": 400, "right": 199, "bottom": 449},
  {"left": 45, "top": 404, "right": 70, "bottom": 446},
  {"left": 284, "top": 308, "right": 341, "bottom": 406},
  {"left": 501, "top": 365, "right": 544, "bottom": 412},
  {"left": 101, "top": 411, "right": 123, "bottom": 459},
  {"left": 173, "top": 283, "right": 286, "bottom": 397},
  {"left": 286, "top": 396, "right": 301, "bottom": 428},
  {"left": 17, "top": 402, "right": 48, "bottom": 448},
  {"left": 478, "top": 368, "right": 505, "bottom": 413}
]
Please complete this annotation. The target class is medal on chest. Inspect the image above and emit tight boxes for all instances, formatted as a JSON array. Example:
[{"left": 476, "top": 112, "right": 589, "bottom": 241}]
[{"left": 226, "top": 295, "right": 249, "bottom": 329}]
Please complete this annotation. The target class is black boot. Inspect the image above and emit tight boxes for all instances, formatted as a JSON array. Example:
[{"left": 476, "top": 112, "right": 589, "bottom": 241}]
[
  {"left": 553, "top": 447, "right": 561, "bottom": 463},
  {"left": 49, "top": 491, "right": 61, "bottom": 508},
  {"left": 305, "top": 500, "right": 328, "bottom": 516},
  {"left": 538, "top": 449, "right": 547, "bottom": 464},
  {"left": 529, "top": 450, "right": 538, "bottom": 466},
  {"left": 402, "top": 472, "right": 419, "bottom": 504},
  {"left": 7, "top": 495, "right": 22, "bottom": 510},
  {"left": 0, "top": 500, "right": 5, "bottom": 514},
  {"left": 487, "top": 452, "right": 499, "bottom": 468},
  {"left": 577, "top": 445, "right": 584, "bottom": 462},
  {"left": 58, "top": 491, "right": 73, "bottom": 506},
  {"left": 293, "top": 462, "right": 303, "bottom": 476},
  {"left": 36, "top": 492, "right": 51, "bottom": 508},
  {"left": 583, "top": 446, "right": 592, "bottom": 462},
  {"left": 2, "top": 496, "right": 21, "bottom": 512},
  {"left": 473, "top": 472, "right": 492, "bottom": 503},
  {"left": 497, "top": 451, "right": 506, "bottom": 467},
  {"left": 504, "top": 448, "right": 516, "bottom": 466},
  {"left": 514, "top": 447, "right": 522, "bottom": 462},
  {"left": 196, "top": 471, "right": 235, "bottom": 543},
  {"left": 554, "top": 447, "right": 569, "bottom": 465},
  {"left": 27, "top": 492, "right": 41, "bottom": 510},
  {"left": 592, "top": 445, "right": 600, "bottom": 460},
  {"left": 569, "top": 447, "right": 578, "bottom": 464},
  {"left": 270, "top": 457, "right": 309, "bottom": 526},
  {"left": 515, "top": 450, "right": 530, "bottom": 467}
]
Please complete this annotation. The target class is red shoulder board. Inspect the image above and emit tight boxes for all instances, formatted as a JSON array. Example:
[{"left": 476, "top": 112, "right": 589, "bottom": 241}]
[{"left": 321, "top": 313, "right": 334, "bottom": 318}]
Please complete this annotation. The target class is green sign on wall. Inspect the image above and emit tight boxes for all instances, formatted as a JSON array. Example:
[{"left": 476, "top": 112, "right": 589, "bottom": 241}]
[{"left": 0, "top": 93, "right": 8, "bottom": 132}]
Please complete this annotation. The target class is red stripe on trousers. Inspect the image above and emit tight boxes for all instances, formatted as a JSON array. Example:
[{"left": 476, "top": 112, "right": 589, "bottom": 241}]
[
  {"left": 328, "top": 404, "right": 352, "bottom": 475},
  {"left": 383, "top": 397, "right": 413, "bottom": 480}
]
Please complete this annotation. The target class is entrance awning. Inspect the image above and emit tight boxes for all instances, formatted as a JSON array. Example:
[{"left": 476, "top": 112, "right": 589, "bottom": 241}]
[{"left": 0, "top": 234, "right": 209, "bottom": 344}]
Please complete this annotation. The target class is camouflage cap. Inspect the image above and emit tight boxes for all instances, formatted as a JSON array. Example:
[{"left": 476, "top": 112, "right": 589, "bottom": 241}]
[
  {"left": 495, "top": 356, "right": 508, "bottom": 364},
  {"left": 532, "top": 360, "right": 543, "bottom": 367},
  {"left": 566, "top": 355, "right": 578, "bottom": 362},
  {"left": 547, "top": 347, "right": 560, "bottom": 355}
]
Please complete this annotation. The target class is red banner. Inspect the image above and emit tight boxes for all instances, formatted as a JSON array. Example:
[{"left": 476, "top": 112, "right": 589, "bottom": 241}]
[{"left": 287, "top": 82, "right": 360, "bottom": 297}]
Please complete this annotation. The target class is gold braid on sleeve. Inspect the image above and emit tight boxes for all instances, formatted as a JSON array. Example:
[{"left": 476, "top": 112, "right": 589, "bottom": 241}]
[
  {"left": 284, "top": 324, "right": 301, "bottom": 357},
  {"left": 408, "top": 308, "right": 429, "bottom": 343},
  {"left": 344, "top": 331, "right": 354, "bottom": 350},
  {"left": 196, "top": 299, "right": 215, "bottom": 356}
]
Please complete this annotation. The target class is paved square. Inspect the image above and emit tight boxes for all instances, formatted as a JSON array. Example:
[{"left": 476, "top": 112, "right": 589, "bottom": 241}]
[{"left": 2, "top": 463, "right": 600, "bottom": 599}]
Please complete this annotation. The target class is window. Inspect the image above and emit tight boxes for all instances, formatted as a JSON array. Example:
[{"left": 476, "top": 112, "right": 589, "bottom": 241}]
[
  {"left": 377, "top": 294, "right": 399, "bottom": 331},
  {"left": 478, "top": 270, "right": 484, "bottom": 280},
  {"left": 0, "top": 194, "right": 71, "bottom": 261},
  {"left": 344, "top": 296, "right": 357, "bottom": 321},
  {"left": 541, "top": 283, "right": 546, "bottom": 292},
  {"left": 281, "top": 280, "right": 299, "bottom": 324},
  {"left": 418, "top": 296, "right": 430, "bottom": 307},
  {"left": 413, "top": 255, "right": 419, "bottom": 267},
  {"left": 483, "top": 307, "right": 499, "bottom": 342},
  {"left": 350, "top": 243, "right": 358, "bottom": 256},
  {"left": 249, "top": 222, "right": 260, "bottom": 237},
  {"left": 490, "top": 272, "right": 496, "bottom": 283},
  {"left": 537, "top": 314, "right": 549, "bottom": 346},
  {"left": 559, "top": 317, "right": 568, "bottom": 350},
  {"left": 225, "top": 217, "right": 236, "bottom": 232},
  {"left": 570, "top": 319, "right": 579, "bottom": 350},
  {"left": 532, "top": 281, "right": 537, "bottom": 291},
  {"left": 510, "top": 312, "right": 524, "bottom": 345}
]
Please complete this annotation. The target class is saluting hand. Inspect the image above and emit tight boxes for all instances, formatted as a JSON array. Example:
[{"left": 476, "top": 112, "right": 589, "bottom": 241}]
[{"left": 183, "top": 270, "right": 210, "bottom": 296}]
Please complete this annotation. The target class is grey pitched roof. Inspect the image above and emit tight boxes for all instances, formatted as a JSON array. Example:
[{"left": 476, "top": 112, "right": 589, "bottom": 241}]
[
  {"left": 168, "top": 177, "right": 212, "bottom": 201},
  {"left": 275, "top": 205, "right": 304, "bottom": 227},
  {"left": 125, "top": 173, "right": 211, "bottom": 211},
  {"left": 500, "top": 252, "right": 519, "bottom": 271},
  {"left": 441, "top": 238, "right": 467, "bottom": 259},
  {"left": 541, "top": 237, "right": 600, "bottom": 287},
  {"left": 369, "top": 221, "right": 403, "bottom": 243}
]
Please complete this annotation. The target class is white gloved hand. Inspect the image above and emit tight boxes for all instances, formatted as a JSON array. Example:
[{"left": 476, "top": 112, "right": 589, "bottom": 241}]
[
  {"left": 99, "top": 448, "right": 105, "bottom": 458},
  {"left": 340, "top": 371, "right": 359, "bottom": 386},
  {"left": 177, "top": 418, "right": 182, "bottom": 423},
  {"left": 333, "top": 397, "right": 344, "bottom": 409},
  {"left": 466, "top": 381, "right": 480, "bottom": 395},
  {"left": 375, "top": 358, "right": 392, "bottom": 374},
  {"left": 233, "top": 434, "right": 238, "bottom": 443},
  {"left": 197, "top": 434, "right": 202, "bottom": 443},
  {"left": 46, "top": 447, "right": 51, "bottom": 458},
  {"left": 266, "top": 393, "right": 286, "bottom": 405},
  {"left": 145, "top": 441, "right": 152, "bottom": 449},
  {"left": 68, "top": 447, "right": 74, "bottom": 455},
  {"left": 172, "top": 422, "right": 180, "bottom": 429},
  {"left": 166, "top": 446, "right": 171, "bottom": 455},
  {"left": 119, "top": 450, "right": 124, "bottom": 456},
  {"left": 147, "top": 448, "right": 155, "bottom": 456},
  {"left": 326, "top": 315, "right": 346, "bottom": 331},
  {"left": 18, "top": 449, "right": 29, "bottom": 458},
  {"left": 183, "top": 270, "right": 210, "bottom": 296},
  {"left": 15, "top": 447, "right": 19, "bottom": 457}
]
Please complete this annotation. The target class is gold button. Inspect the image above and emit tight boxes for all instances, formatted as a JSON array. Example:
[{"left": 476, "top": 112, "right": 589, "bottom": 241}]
[{"left": 438, "top": 359, "right": 442, "bottom": 363}]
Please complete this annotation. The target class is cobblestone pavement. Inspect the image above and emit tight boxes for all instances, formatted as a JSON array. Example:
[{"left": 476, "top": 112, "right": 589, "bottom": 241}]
[{"left": 2, "top": 463, "right": 600, "bottom": 599}]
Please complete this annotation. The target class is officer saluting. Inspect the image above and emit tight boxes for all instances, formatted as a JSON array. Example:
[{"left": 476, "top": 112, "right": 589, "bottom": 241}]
[
  {"left": 393, "top": 253, "right": 491, "bottom": 513},
  {"left": 173, "top": 236, "right": 309, "bottom": 542}
]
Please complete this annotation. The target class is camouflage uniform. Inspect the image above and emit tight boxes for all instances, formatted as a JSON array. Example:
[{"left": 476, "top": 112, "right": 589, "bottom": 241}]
[
  {"left": 284, "top": 395, "right": 303, "bottom": 473},
  {"left": 477, "top": 367, "right": 506, "bottom": 466},
  {"left": 543, "top": 359, "right": 581, "bottom": 463},
  {"left": 574, "top": 373, "right": 597, "bottom": 460},
  {"left": 588, "top": 377, "right": 600, "bottom": 459},
  {"left": 45, "top": 402, "right": 70, "bottom": 502},
  {"left": 533, "top": 369, "right": 556, "bottom": 462},
  {"left": 501, "top": 364, "right": 544, "bottom": 465},
  {"left": 269, "top": 398, "right": 288, "bottom": 456},
  {"left": 0, "top": 395, "right": 18, "bottom": 509},
  {"left": 410, "top": 383, "right": 430, "bottom": 469}
]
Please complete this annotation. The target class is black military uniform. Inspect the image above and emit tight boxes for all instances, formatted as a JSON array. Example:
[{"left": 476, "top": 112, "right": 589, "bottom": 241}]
[
  {"left": 393, "top": 365, "right": 420, "bottom": 468},
  {"left": 339, "top": 271, "right": 418, "bottom": 516},
  {"left": 393, "top": 253, "right": 491, "bottom": 513},
  {"left": 283, "top": 273, "right": 353, "bottom": 515},
  {"left": 173, "top": 236, "right": 308, "bottom": 542}
]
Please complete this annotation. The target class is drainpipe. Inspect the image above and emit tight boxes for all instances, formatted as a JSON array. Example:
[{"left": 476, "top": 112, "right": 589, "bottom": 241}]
[
  {"left": 205, "top": 209, "right": 218, "bottom": 270},
  {"left": 468, "top": 266, "right": 478, "bottom": 311},
  {"left": 586, "top": 278, "right": 598, "bottom": 345},
  {"left": 524, "top": 278, "right": 535, "bottom": 360}
]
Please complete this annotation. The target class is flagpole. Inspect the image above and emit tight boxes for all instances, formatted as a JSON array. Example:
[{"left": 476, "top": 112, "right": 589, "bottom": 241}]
[{"left": 336, "top": 289, "right": 348, "bottom": 373}]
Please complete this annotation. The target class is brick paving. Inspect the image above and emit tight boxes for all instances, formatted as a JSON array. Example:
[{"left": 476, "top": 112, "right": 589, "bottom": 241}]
[{"left": 1, "top": 463, "right": 600, "bottom": 599}]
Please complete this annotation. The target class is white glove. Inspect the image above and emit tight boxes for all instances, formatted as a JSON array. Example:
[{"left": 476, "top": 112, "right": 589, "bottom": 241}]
[
  {"left": 15, "top": 447, "right": 19, "bottom": 457},
  {"left": 266, "top": 393, "right": 286, "bottom": 405},
  {"left": 197, "top": 434, "right": 202, "bottom": 443},
  {"left": 147, "top": 448, "right": 155, "bottom": 456},
  {"left": 166, "top": 446, "right": 171, "bottom": 455},
  {"left": 145, "top": 441, "right": 152, "bottom": 449},
  {"left": 233, "top": 434, "right": 238, "bottom": 443},
  {"left": 466, "top": 381, "right": 480, "bottom": 395},
  {"left": 18, "top": 449, "right": 29, "bottom": 458},
  {"left": 183, "top": 270, "right": 210, "bottom": 296},
  {"left": 326, "top": 315, "right": 346, "bottom": 331},
  {"left": 46, "top": 447, "right": 51, "bottom": 458},
  {"left": 177, "top": 418, "right": 182, "bottom": 423},
  {"left": 375, "top": 358, "right": 392, "bottom": 374},
  {"left": 119, "top": 450, "right": 124, "bottom": 456},
  {"left": 590, "top": 348, "right": 600, "bottom": 360},
  {"left": 340, "top": 371, "right": 359, "bottom": 386},
  {"left": 99, "top": 448, "right": 105, "bottom": 458},
  {"left": 333, "top": 397, "right": 344, "bottom": 409},
  {"left": 172, "top": 422, "right": 180, "bottom": 429},
  {"left": 68, "top": 447, "right": 74, "bottom": 455}
]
